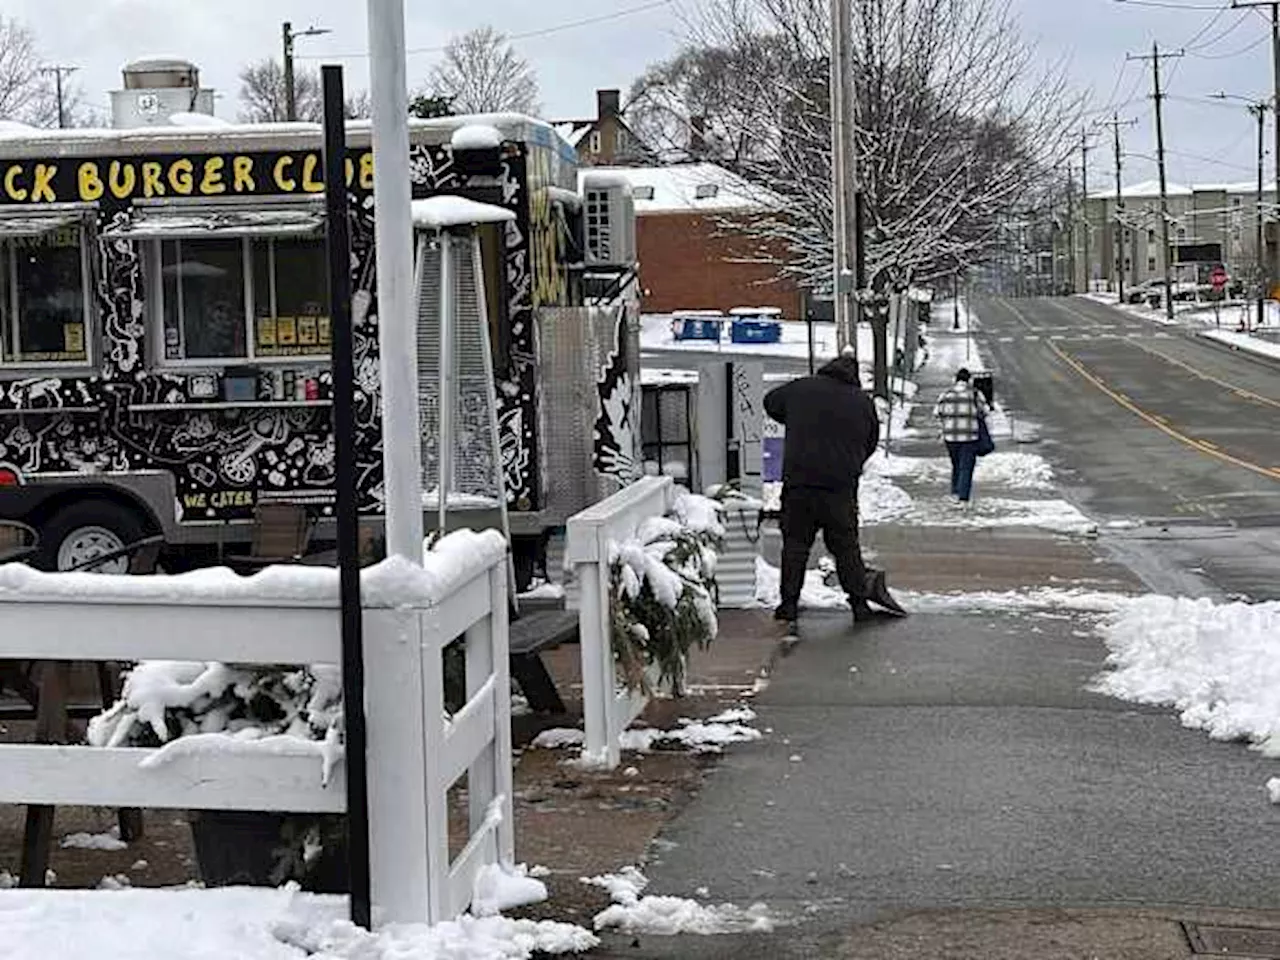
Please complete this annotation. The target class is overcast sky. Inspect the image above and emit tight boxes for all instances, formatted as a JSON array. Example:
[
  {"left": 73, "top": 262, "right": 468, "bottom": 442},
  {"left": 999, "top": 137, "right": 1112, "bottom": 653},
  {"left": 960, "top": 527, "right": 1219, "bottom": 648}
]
[{"left": 5, "top": 0, "right": 1276, "bottom": 189}]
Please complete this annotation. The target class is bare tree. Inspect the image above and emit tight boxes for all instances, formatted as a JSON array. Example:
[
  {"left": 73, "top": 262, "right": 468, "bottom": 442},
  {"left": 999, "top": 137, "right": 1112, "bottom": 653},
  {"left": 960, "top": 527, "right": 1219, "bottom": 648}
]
[
  {"left": 428, "top": 26, "right": 539, "bottom": 115},
  {"left": 238, "top": 58, "right": 323, "bottom": 123},
  {"left": 630, "top": 0, "right": 1082, "bottom": 290},
  {"left": 0, "top": 16, "right": 86, "bottom": 127}
]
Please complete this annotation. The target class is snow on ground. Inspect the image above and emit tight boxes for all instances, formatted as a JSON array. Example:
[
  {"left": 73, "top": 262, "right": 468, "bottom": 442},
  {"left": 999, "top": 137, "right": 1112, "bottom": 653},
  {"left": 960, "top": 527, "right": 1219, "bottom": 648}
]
[
  {"left": 59, "top": 830, "right": 128, "bottom": 852},
  {"left": 1201, "top": 328, "right": 1280, "bottom": 362},
  {"left": 640, "top": 314, "right": 873, "bottom": 367},
  {"left": 1094, "top": 595, "right": 1280, "bottom": 797},
  {"left": 898, "top": 495, "right": 1097, "bottom": 536},
  {"left": 753, "top": 556, "right": 1130, "bottom": 614},
  {"left": 2, "top": 884, "right": 597, "bottom": 960},
  {"left": 866, "top": 450, "right": 1055, "bottom": 491},
  {"left": 762, "top": 472, "right": 914, "bottom": 522},
  {"left": 517, "top": 579, "right": 566, "bottom": 602},
  {"left": 532, "top": 707, "right": 762, "bottom": 758},
  {"left": 584, "top": 866, "right": 774, "bottom": 935}
]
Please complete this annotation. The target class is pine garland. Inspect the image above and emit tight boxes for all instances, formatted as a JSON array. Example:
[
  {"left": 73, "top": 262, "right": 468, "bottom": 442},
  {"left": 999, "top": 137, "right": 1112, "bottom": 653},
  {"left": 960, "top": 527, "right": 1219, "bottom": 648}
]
[{"left": 607, "top": 492, "right": 725, "bottom": 695}]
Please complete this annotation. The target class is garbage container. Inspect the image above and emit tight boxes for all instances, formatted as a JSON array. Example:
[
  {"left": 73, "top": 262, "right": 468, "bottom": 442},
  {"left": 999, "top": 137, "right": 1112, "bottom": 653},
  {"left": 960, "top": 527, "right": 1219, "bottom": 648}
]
[{"left": 971, "top": 370, "right": 995, "bottom": 406}]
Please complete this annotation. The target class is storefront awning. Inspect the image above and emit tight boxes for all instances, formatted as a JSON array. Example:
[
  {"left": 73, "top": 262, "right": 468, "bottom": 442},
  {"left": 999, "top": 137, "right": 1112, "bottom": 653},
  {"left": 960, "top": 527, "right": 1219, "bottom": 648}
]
[
  {"left": 0, "top": 212, "right": 85, "bottom": 238},
  {"left": 105, "top": 208, "right": 325, "bottom": 240}
]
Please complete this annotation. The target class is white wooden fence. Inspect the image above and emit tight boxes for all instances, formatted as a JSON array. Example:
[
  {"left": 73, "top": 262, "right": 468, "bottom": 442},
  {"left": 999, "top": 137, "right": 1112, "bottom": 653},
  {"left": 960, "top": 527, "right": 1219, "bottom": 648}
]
[
  {"left": 566, "top": 475, "right": 675, "bottom": 769},
  {"left": 0, "top": 555, "right": 511, "bottom": 926}
]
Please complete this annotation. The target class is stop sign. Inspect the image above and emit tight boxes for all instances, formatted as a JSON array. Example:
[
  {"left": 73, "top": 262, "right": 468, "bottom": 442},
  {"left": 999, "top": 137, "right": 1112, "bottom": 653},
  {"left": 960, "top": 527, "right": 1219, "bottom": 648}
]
[{"left": 1211, "top": 266, "right": 1228, "bottom": 290}]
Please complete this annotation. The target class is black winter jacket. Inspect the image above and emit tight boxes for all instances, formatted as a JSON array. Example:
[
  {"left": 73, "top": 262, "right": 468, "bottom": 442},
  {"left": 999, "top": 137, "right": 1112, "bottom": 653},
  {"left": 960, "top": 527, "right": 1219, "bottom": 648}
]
[{"left": 763, "top": 357, "right": 880, "bottom": 491}]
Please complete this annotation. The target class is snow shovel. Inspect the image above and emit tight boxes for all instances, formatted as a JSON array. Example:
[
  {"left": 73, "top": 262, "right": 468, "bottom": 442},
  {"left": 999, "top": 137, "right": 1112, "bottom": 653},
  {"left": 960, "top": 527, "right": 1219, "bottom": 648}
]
[{"left": 864, "top": 568, "right": 908, "bottom": 617}]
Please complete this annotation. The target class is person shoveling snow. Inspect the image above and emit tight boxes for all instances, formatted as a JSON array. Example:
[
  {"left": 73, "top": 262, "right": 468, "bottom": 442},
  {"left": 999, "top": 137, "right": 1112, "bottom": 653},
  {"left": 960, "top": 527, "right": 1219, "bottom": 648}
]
[{"left": 763, "top": 350, "right": 907, "bottom": 633}]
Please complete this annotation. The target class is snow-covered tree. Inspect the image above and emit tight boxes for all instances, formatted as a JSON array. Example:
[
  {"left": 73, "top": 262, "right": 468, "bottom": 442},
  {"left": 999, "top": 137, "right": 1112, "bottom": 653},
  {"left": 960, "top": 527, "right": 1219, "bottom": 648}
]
[
  {"left": 628, "top": 0, "right": 1082, "bottom": 290},
  {"left": 428, "top": 26, "right": 539, "bottom": 116}
]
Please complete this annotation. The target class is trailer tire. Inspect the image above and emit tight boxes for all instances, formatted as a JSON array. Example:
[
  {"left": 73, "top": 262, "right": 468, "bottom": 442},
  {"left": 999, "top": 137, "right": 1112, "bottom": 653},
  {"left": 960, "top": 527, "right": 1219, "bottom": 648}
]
[{"left": 37, "top": 500, "right": 148, "bottom": 573}]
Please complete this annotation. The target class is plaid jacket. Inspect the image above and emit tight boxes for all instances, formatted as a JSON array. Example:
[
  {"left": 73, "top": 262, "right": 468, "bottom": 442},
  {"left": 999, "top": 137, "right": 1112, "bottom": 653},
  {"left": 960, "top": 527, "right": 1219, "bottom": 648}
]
[{"left": 934, "top": 384, "right": 990, "bottom": 443}]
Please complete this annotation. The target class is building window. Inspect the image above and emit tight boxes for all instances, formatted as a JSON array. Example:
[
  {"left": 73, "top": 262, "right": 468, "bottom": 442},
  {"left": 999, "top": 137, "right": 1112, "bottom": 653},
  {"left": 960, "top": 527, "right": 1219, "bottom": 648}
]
[
  {"left": 1124, "top": 258, "right": 1131, "bottom": 269},
  {"left": 0, "top": 223, "right": 91, "bottom": 367},
  {"left": 694, "top": 183, "right": 719, "bottom": 200},
  {"left": 155, "top": 235, "right": 330, "bottom": 364},
  {"left": 632, "top": 185, "right": 655, "bottom": 200},
  {"left": 1147, "top": 257, "right": 1156, "bottom": 272},
  {"left": 642, "top": 385, "right": 693, "bottom": 482},
  {"left": 1177, "top": 228, "right": 1186, "bottom": 240},
  {"left": 1147, "top": 229, "right": 1156, "bottom": 244},
  {"left": 589, "top": 130, "right": 602, "bottom": 154},
  {"left": 1124, "top": 229, "right": 1132, "bottom": 241}
]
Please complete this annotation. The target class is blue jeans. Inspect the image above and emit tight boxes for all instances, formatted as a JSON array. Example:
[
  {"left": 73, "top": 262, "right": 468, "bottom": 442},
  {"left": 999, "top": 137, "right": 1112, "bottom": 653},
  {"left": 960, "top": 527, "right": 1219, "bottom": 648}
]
[{"left": 946, "top": 440, "right": 980, "bottom": 502}]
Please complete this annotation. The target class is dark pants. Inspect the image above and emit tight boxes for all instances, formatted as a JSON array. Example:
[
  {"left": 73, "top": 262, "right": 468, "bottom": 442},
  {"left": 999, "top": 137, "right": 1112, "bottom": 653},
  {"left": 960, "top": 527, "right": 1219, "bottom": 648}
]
[
  {"left": 946, "top": 440, "right": 980, "bottom": 502},
  {"left": 779, "top": 484, "right": 869, "bottom": 614}
]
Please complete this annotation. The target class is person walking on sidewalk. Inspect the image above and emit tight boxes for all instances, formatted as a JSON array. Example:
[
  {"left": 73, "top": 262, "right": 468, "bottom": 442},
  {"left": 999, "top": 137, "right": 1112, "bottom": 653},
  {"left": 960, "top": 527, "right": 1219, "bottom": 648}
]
[
  {"left": 934, "top": 367, "right": 991, "bottom": 505},
  {"left": 764, "top": 352, "right": 879, "bottom": 628}
]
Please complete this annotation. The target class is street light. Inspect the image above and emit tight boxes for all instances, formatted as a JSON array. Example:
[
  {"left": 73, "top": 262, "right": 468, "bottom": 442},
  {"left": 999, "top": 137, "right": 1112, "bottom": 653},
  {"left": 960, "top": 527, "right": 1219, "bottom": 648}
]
[
  {"left": 1213, "top": 91, "right": 1273, "bottom": 331},
  {"left": 283, "top": 21, "right": 332, "bottom": 121}
]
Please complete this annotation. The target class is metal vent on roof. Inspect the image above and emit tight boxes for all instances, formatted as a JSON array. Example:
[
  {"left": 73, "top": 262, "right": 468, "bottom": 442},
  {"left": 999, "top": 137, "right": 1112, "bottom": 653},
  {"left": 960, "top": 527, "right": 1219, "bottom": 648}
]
[
  {"left": 694, "top": 184, "right": 719, "bottom": 199},
  {"left": 633, "top": 185, "right": 655, "bottom": 200}
]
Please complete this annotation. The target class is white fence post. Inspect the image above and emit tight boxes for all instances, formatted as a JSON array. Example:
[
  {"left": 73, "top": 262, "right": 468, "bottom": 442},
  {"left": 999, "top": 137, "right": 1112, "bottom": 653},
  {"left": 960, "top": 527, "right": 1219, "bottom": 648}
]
[
  {"left": 567, "top": 476, "right": 676, "bottom": 769},
  {"left": 365, "top": 606, "right": 432, "bottom": 924}
]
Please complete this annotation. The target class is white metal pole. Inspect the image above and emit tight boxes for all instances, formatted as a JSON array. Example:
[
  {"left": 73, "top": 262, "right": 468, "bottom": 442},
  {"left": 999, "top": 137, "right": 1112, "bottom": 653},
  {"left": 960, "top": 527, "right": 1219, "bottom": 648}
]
[
  {"left": 828, "top": 0, "right": 848, "bottom": 351},
  {"left": 438, "top": 232, "right": 454, "bottom": 535},
  {"left": 367, "top": 0, "right": 423, "bottom": 562}
]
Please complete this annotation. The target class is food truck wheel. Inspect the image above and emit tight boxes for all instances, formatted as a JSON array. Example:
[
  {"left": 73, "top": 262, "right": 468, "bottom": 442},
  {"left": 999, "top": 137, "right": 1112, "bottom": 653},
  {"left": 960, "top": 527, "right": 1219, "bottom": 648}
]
[{"left": 39, "top": 501, "right": 147, "bottom": 573}]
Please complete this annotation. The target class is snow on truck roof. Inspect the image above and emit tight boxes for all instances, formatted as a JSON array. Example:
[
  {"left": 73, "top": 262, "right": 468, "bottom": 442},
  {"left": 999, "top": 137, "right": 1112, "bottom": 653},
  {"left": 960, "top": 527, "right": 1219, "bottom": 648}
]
[
  {"left": 411, "top": 196, "right": 515, "bottom": 229},
  {"left": 0, "top": 112, "right": 576, "bottom": 159}
]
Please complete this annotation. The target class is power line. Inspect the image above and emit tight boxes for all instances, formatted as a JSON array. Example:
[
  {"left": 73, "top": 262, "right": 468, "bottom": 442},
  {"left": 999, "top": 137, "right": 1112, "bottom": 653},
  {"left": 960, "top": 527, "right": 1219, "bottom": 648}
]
[
  {"left": 298, "top": 0, "right": 677, "bottom": 60},
  {"left": 1188, "top": 31, "right": 1271, "bottom": 58}
]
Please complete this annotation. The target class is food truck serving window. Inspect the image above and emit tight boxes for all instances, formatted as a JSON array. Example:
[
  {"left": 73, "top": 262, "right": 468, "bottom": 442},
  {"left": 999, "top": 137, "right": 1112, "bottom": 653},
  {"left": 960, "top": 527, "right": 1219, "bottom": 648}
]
[
  {"left": 124, "top": 209, "right": 330, "bottom": 365},
  {"left": 0, "top": 214, "right": 91, "bottom": 368}
]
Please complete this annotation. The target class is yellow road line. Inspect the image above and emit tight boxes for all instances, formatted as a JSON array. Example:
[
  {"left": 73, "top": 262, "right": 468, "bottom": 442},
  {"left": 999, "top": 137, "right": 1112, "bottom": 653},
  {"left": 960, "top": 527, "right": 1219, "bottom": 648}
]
[
  {"left": 1052, "top": 299, "right": 1280, "bottom": 409},
  {"left": 998, "top": 299, "right": 1280, "bottom": 483}
]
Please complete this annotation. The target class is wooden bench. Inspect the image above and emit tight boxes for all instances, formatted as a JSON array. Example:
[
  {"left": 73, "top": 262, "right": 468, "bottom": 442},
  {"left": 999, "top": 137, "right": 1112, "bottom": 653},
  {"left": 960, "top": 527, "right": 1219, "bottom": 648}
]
[{"left": 508, "top": 609, "right": 579, "bottom": 714}]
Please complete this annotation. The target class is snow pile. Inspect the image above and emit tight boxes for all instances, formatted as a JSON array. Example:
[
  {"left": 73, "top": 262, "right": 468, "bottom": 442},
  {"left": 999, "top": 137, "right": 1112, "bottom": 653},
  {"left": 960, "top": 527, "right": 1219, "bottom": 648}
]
[
  {"left": 1095, "top": 596, "right": 1280, "bottom": 787},
  {"left": 761, "top": 474, "right": 914, "bottom": 523},
  {"left": 0, "top": 884, "right": 597, "bottom": 960},
  {"left": 585, "top": 867, "right": 774, "bottom": 935},
  {"left": 867, "top": 450, "right": 1055, "bottom": 491},
  {"left": 0, "top": 529, "right": 507, "bottom": 609},
  {"left": 470, "top": 863, "right": 549, "bottom": 917},
  {"left": 60, "top": 830, "right": 128, "bottom": 852},
  {"left": 451, "top": 124, "right": 504, "bottom": 150},
  {"left": 754, "top": 556, "right": 847, "bottom": 610},
  {"left": 533, "top": 707, "right": 762, "bottom": 757}
]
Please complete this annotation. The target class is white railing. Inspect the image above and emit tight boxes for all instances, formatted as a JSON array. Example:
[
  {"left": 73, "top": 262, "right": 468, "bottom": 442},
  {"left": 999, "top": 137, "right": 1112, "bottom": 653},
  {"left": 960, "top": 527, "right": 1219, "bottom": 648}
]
[
  {"left": 0, "top": 556, "right": 511, "bottom": 927},
  {"left": 566, "top": 475, "right": 675, "bottom": 769}
]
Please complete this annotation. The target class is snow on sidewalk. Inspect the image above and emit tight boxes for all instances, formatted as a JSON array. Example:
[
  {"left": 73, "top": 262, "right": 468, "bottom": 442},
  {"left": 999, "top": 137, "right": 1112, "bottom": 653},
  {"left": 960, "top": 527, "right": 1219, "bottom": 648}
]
[
  {"left": 753, "top": 557, "right": 1130, "bottom": 615},
  {"left": 1201, "top": 328, "right": 1280, "bottom": 363},
  {"left": 2, "top": 884, "right": 597, "bottom": 960},
  {"left": 584, "top": 866, "right": 774, "bottom": 935},
  {"left": 1093, "top": 595, "right": 1280, "bottom": 799}
]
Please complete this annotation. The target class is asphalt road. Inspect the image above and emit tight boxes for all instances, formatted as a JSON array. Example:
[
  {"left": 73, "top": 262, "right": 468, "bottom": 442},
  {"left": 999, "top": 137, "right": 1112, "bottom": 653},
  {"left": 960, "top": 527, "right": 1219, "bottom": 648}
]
[{"left": 972, "top": 295, "right": 1280, "bottom": 601}]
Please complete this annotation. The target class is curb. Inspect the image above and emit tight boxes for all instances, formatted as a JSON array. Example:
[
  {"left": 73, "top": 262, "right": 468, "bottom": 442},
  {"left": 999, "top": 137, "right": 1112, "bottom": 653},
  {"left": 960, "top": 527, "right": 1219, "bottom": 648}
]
[{"left": 1192, "top": 330, "right": 1280, "bottom": 373}]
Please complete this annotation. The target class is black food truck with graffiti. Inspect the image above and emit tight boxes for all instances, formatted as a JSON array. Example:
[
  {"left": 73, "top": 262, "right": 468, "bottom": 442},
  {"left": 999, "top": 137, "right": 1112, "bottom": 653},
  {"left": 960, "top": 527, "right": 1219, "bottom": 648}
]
[{"left": 0, "top": 110, "right": 642, "bottom": 581}]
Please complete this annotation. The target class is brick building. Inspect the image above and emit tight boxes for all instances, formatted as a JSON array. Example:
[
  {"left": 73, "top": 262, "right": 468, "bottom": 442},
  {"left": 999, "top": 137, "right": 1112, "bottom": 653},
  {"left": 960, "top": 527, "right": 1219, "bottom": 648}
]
[{"left": 593, "top": 163, "right": 804, "bottom": 317}]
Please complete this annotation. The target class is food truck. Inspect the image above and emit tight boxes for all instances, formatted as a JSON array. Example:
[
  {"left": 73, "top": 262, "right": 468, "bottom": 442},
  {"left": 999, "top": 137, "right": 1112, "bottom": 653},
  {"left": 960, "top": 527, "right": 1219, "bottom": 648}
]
[{"left": 0, "top": 81, "right": 640, "bottom": 581}]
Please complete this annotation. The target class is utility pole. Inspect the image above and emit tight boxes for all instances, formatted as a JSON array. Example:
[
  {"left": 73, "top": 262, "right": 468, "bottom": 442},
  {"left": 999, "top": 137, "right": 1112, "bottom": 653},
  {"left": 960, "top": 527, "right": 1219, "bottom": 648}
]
[
  {"left": 39, "top": 65, "right": 77, "bottom": 129},
  {"left": 829, "top": 0, "right": 859, "bottom": 359},
  {"left": 282, "top": 21, "right": 331, "bottom": 121},
  {"left": 1080, "top": 130, "right": 1093, "bottom": 294},
  {"left": 1128, "top": 43, "right": 1184, "bottom": 321},
  {"left": 1230, "top": 1, "right": 1280, "bottom": 299},
  {"left": 1066, "top": 167, "right": 1077, "bottom": 294},
  {"left": 1215, "top": 92, "right": 1272, "bottom": 330},
  {"left": 1097, "top": 114, "right": 1138, "bottom": 303}
]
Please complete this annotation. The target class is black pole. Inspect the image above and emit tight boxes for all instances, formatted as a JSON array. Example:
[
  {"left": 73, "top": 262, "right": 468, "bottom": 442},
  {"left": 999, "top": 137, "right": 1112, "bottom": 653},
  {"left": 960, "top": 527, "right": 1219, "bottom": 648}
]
[{"left": 321, "top": 63, "right": 372, "bottom": 931}]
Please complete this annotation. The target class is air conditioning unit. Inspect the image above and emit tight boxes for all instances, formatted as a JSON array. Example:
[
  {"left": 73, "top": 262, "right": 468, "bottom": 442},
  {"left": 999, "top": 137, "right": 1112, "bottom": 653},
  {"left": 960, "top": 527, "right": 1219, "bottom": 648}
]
[{"left": 582, "top": 172, "right": 637, "bottom": 268}]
